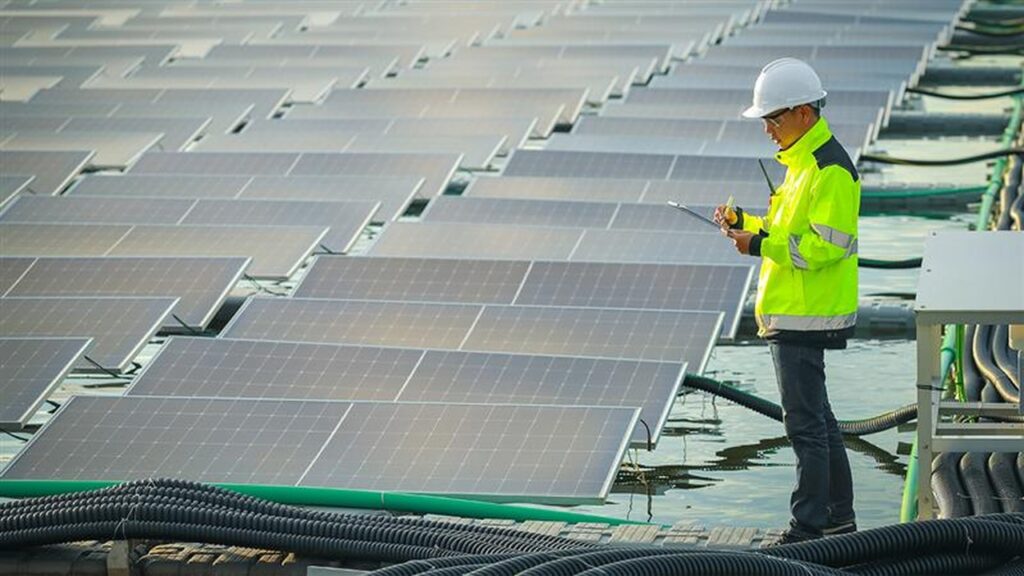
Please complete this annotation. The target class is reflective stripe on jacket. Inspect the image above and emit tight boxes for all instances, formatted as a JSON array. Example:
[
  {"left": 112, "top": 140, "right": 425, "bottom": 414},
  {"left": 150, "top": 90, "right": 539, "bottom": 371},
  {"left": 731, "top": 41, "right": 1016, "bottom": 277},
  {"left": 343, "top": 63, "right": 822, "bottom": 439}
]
[{"left": 740, "top": 117, "right": 860, "bottom": 343}]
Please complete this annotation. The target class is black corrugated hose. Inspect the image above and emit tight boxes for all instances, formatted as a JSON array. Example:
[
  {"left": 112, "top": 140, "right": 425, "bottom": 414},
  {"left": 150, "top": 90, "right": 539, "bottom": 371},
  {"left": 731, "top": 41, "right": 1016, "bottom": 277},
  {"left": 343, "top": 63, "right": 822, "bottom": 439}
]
[{"left": 680, "top": 374, "right": 917, "bottom": 436}]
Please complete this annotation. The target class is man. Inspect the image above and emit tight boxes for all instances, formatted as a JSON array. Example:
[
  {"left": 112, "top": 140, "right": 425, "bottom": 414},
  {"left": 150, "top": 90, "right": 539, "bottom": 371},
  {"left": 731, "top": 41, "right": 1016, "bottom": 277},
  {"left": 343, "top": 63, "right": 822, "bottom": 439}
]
[{"left": 714, "top": 57, "right": 860, "bottom": 544}]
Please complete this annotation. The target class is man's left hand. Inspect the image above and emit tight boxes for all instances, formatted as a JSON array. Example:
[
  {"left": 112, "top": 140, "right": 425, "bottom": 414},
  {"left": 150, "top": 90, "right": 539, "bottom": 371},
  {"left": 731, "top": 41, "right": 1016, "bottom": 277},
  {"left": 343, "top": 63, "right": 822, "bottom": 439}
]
[{"left": 726, "top": 229, "right": 756, "bottom": 255}]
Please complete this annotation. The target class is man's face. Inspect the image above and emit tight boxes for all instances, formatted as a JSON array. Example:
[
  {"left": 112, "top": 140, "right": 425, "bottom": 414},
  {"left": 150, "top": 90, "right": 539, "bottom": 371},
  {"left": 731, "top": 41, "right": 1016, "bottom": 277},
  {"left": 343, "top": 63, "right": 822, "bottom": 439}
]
[{"left": 762, "top": 105, "right": 809, "bottom": 150}]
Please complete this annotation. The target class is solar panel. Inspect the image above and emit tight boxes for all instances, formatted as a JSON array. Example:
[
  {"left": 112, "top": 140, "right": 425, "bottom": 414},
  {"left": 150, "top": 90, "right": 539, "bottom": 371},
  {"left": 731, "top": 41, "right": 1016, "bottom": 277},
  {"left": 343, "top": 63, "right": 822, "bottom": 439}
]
[
  {"left": 1, "top": 395, "right": 636, "bottom": 503},
  {"left": 181, "top": 199, "right": 379, "bottom": 254},
  {"left": 465, "top": 176, "right": 649, "bottom": 203},
  {"left": 626, "top": 87, "right": 893, "bottom": 112},
  {"left": 503, "top": 150, "right": 675, "bottom": 180},
  {"left": 60, "top": 117, "right": 212, "bottom": 151},
  {"left": 294, "top": 257, "right": 531, "bottom": 304},
  {"left": 224, "top": 298, "right": 484, "bottom": 350},
  {"left": 108, "top": 225, "right": 328, "bottom": 280},
  {"left": 388, "top": 118, "right": 536, "bottom": 154},
  {"left": 0, "top": 131, "right": 163, "bottom": 169},
  {"left": 641, "top": 180, "right": 769, "bottom": 209},
  {"left": 129, "top": 337, "right": 424, "bottom": 402},
  {"left": 368, "top": 222, "right": 583, "bottom": 260},
  {"left": 239, "top": 176, "right": 424, "bottom": 221},
  {"left": 571, "top": 229, "right": 751, "bottom": 266},
  {"left": 609, "top": 203, "right": 720, "bottom": 233},
  {"left": 463, "top": 306, "right": 722, "bottom": 367},
  {"left": 130, "top": 152, "right": 299, "bottom": 176},
  {"left": 0, "top": 223, "right": 131, "bottom": 257},
  {"left": 289, "top": 152, "right": 462, "bottom": 197},
  {"left": 0, "top": 102, "right": 120, "bottom": 118},
  {"left": 0, "top": 174, "right": 34, "bottom": 208},
  {"left": 68, "top": 174, "right": 251, "bottom": 199},
  {"left": 108, "top": 102, "right": 256, "bottom": 136},
  {"left": 668, "top": 156, "right": 786, "bottom": 183},
  {"left": 0, "top": 257, "right": 36, "bottom": 295},
  {"left": 127, "top": 337, "right": 682, "bottom": 447},
  {"left": 516, "top": 262, "right": 754, "bottom": 338},
  {"left": 344, "top": 135, "right": 505, "bottom": 171},
  {"left": 298, "top": 401, "right": 637, "bottom": 501},
  {"left": 0, "top": 337, "right": 90, "bottom": 429},
  {"left": 0, "top": 297, "right": 176, "bottom": 372},
  {"left": 5, "top": 257, "right": 249, "bottom": 329},
  {"left": 194, "top": 131, "right": 357, "bottom": 154},
  {"left": 0, "top": 196, "right": 195, "bottom": 225},
  {"left": 0, "top": 150, "right": 93, "bottom": 196},
  {"left": 225, "top": 297, "right": 721, "bottom": 368},
  {"left": 420, "top": 197, "right": 617, "bottom": 228},
  {"left": 0, "top": 396, "right": 352, "bottom": 486}
]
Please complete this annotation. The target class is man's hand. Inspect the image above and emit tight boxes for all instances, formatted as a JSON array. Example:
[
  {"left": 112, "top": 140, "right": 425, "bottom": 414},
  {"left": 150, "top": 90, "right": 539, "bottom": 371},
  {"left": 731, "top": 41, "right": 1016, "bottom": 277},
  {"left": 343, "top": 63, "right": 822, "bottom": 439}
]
[
  {"left": 714, "top": 205, "right": 738, "bottom": 228},
  {"left": 726, "top": 229, "right": 756, "bottom": 255}
]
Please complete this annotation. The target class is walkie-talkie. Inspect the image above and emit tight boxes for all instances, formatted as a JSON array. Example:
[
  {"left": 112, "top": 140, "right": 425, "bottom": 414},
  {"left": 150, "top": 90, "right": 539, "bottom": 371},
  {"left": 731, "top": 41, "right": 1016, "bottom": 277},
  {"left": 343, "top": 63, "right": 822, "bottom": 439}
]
[{"left": 757, "top": 158, "right": 777, "bottom": 196}]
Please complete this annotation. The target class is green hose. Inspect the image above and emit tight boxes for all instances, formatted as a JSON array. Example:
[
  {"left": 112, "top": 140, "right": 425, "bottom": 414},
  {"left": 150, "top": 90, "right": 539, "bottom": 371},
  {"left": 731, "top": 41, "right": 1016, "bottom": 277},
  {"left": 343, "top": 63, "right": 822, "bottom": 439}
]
[
  {"left": 0, "top": 479, "right": 650, "bottom": 527},
  {"left": 861, "top": 185, "right": 988, "bottom": 200},
  {"left": 977, "top": 78, "right": 1023, "bottom": 230}
]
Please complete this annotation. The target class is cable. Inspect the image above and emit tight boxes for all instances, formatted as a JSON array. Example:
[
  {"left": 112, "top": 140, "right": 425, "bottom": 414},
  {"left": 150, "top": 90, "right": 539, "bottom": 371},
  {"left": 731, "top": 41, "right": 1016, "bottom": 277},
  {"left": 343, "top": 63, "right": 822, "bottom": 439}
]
[
  {"left": 1, "top": 430, "right": 29, "bottom": 442},
  {"left": 938, "top": 44, "right": 1024, "bottom": 56},
  {"left": 170, "top": 314, "right": 202, "bottom": 336},
  {"left": 954, "top": 24, "right": 1024, "bottom": 37},
  {"left": 861, "top": 148, "right": 1024, "bottom": 167},
  {"left": 858, "top": 257, "right": 922, "bottom": 269},
  {"left": 907, "top": 85, "right": 1024, "bottom": 100}
]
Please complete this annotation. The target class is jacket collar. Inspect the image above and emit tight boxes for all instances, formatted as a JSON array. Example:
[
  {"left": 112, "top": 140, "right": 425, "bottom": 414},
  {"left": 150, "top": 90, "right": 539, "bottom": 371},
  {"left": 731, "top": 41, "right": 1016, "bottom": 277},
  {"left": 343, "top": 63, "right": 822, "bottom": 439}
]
[{"left": 775, "top": 117, "right": 832, "bottom": 168}]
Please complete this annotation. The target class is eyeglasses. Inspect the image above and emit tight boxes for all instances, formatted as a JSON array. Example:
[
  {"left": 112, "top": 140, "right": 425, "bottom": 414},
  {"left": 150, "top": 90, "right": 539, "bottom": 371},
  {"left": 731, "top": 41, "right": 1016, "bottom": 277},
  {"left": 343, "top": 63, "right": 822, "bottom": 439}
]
[{"left": 762, "top": 107, "right": 791, "bottom": 128}]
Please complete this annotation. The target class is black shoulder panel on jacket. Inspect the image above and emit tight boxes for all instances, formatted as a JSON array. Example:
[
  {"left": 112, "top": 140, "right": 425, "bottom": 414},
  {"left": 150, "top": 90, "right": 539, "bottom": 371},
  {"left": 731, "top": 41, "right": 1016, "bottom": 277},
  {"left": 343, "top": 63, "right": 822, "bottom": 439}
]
[{"left": 813, "top": 136, "right": 859, "bottom": 182}]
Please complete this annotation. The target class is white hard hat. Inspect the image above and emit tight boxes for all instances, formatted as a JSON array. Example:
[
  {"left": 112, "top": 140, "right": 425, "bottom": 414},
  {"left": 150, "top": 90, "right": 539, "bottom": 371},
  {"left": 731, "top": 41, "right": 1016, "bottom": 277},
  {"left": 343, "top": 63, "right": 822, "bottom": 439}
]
[{"left": 741, "top": 58, "right": 827, "bottom": 119}]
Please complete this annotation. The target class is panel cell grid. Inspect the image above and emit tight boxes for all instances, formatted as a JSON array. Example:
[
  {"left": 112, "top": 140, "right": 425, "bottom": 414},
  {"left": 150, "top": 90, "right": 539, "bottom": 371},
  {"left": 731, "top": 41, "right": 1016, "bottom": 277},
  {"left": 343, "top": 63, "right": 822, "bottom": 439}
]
[
  {"left": 0, "top": 337, "right": 90, "bottom": 429},
  {"left": 368, "top": 222, "right": 583, "bottom": 260},
  {"left": 503, "top": 150, "right": 675, "bottom": 180},
  {"left": 295, "top": 256, "right": 530, "bottom": 304},
  {"left": 421, "top": 196, "right": 616, "bottom": 228},
  {"left": 466, "top": 176, "right": 649, "bottom": 204},
  {"left": 239, "top": 175, "right": 424, "bottom": 221},
  {"left": 571, "top": 229, "right": 751, "bottom": 266},
  {"left": 514, "top": 262, "right": 753, "bottom": 338},
  {"left": 298, "top": 402, "right": 636, "bottom": 501},
  {"left": 464, "top": 306, "right": 721, "bottom": 368},
  {"left": 0, "top": 257, "right": 36, "bottom": 295},
  {"left": 289, "top": 152, "right": 462, "bottom": 198},
  {"left": 224, "top": 299, "right": 485, "bottom": 350},
  {"left": 1, "top": 174, "right": 34, "bottom": 208},
  {"left": 181, "top": 199, "right": 380, "bottom": 254},
  {"left": 0, "top": 150, "right": 93, "bottom": 196},
  {"left": 130, "top": 338, "right": 423, "bottom": 402},
  {"left": 609, "top": 203, "right": 719, "bottom": 233},
  {"left": 0, "top": 223, "right": 131, "bottom": 257},
  {"left": 0, "top": 196, "right": 195, "bottom": 225},
  {"left": 68, "top": 175, "right": 251, "bottom": 199},
  {"left": 130, "top": 152, "right": 300, "bottom": 176},
  {"left": 6, "top": 257, "right": 249, "bottom": 329},
  {"left": 109, "top": 225, "right": 328, "bottom": 280},
  {"left": 0, "top": 297, "right": 177, "bottom": 372},
  {"left": 0, "top": 396, "right": 351, "bottom": 485}
]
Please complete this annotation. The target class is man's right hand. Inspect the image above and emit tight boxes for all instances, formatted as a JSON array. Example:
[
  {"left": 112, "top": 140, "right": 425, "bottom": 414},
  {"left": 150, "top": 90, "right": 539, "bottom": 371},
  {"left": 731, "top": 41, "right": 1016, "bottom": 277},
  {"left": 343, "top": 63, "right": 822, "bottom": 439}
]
[{"left": 714, "top": 205, "right": 738, "bottom": 228}]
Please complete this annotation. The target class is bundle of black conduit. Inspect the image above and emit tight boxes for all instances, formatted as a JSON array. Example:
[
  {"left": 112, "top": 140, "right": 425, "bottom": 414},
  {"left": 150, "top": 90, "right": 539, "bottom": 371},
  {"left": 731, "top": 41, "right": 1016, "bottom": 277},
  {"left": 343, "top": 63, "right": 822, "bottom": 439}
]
[
  {"left": 680, "top": 374, "right": 917, "bottom": 436},
  {"left": 0, "top": 479, "right": 591, "bottom": 560},
  {"left": 2, "top": 480, "right": 1021, "bottom": 575}
]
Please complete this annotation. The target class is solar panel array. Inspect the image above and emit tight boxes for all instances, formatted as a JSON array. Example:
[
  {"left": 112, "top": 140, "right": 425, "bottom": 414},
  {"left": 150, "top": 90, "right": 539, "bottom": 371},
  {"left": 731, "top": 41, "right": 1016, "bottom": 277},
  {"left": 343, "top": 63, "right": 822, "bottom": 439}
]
[
  {"left": 0, "top": 395, "right": 637, "bottom": 503},
  {"left": 0, "top": 0, "right": 948, "bottom": 502}
]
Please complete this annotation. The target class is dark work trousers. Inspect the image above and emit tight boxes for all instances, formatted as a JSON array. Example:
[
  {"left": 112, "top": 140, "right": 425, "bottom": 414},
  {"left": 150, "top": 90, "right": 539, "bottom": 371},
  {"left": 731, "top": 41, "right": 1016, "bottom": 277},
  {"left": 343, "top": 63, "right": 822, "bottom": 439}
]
[{"left": 769, "top": 341, "right": 855, "bottom": 534}]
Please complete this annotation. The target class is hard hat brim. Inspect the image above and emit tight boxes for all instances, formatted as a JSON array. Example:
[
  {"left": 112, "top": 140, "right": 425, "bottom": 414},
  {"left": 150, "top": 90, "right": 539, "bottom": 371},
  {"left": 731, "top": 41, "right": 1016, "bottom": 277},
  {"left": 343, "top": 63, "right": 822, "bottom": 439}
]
[{"left": 741, "top": 104, "right": 769, "bottom": 119}]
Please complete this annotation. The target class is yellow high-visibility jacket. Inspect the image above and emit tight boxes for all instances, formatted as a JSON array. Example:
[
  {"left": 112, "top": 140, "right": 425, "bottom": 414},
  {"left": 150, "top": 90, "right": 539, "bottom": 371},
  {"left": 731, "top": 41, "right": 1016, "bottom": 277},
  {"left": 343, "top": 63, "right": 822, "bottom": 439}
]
[{"left": 736, "top": 117, "right": 860, "bottom": 347}]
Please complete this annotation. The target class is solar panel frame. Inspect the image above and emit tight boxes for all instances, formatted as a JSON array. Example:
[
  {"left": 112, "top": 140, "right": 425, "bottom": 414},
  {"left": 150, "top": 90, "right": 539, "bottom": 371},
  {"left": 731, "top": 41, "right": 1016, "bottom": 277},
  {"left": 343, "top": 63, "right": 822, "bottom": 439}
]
[
  {"left": 0, "top": 150, "right": 93, "bottom": 196},
  {"left": 0, "top": 337, "right": 91, "bottom": 429},
  {"left": 108, "top": 224, "right": 329, "bottom": 280},
  {"left": 60, "top": 116, "right": 212, "bottom": 151},
  {"left": 0, "top": 296, "right": 177, "bottom": 372},
  {"left": 180, "top": 198, "right": 380, "bottom": 254},
  {"left": 5, "top": 256, "right": 250, "bottom": 329}
]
